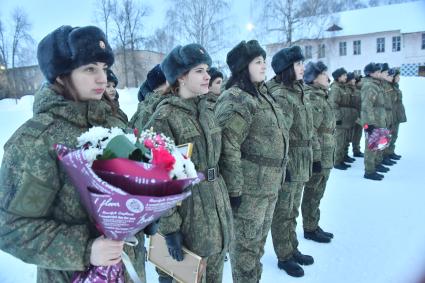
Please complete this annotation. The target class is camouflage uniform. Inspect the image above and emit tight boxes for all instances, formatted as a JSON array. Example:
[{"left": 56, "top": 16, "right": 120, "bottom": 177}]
[
  {"left": 129, "top": 90, "right": 167, "bottom": 130},
  {"left": 349, "top": 83, "right": 363, "bottom": 155},
  {"left": 143, "top": 94, "right": 233, "bottom": 283},
  {"left": 0, "top": 83, "right": 147, "bottom": 283},
  {"left": 330, "top": 81, "right": 357, "bottom": 163},
  {"left": 215, "top": 83, "right": 288, "bottom": 283},
  {"left": 267, "top": 79, "right": 313, "bottom": 262},
  {"left": 301, "top": 84, "right": 336, "bottom": 232},
  {"left": 388, "top": 82, "right": 407, "bottom": 154},
  {"left": 381, "top": 80, "right": 395, "bottom": 158},
  {"left": 361, "top": 77, "right": 387, "bottom": 174}
]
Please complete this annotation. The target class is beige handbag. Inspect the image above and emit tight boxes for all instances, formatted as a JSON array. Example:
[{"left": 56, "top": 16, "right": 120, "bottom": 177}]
[{"left": 148, "top": 233, "right": 207, "bottom": 283}]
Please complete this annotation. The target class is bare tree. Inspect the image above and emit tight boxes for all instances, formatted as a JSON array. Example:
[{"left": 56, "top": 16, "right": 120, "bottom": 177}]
[
  {"left": 112, "top": 0, "right": 149, "bottom": 87},
  {"left": 94, "top": 0, "right": 114, "bottom": 41},
  {"left": 331, "top": 0, "right": 367, "bottom": 12},
  {"left": 164, "top": 0, "right": 231, "bottom": 56},
  {"left": 258, "top": 0, "right": 335, "bottom": 45},
  {"left": 11, "top": 8, "right": 33, "bottom": 69},
  {"left": 145, "top": 27, "right": 177, "bottom": 55}
]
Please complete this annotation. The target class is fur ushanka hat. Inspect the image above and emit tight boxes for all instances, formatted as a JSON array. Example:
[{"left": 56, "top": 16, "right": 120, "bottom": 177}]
[
  {"left": 37, "top": 25, "right": 114, "bottom": 83},
  {"left": 346, "top": 72, "right": 356, "bottom": 82},
  {"left": 271, "top": 45, "right": 304, "bottom": 74},
  {"left": 161, "top": 43, "right": 212, "bottom": 85},
  {"left": 107, "top": 69, "right": 118, "bottom": 87},
  {"left": 331, "top": 67, "right": 348, "bottom": 80},
  {"left": 364, "top": 62, "right": 381, "bottom": 76},
  {"left": 303, "top": 61, "right": 327, "bottom": 84},
  {"left": 226, "top": 40, "right": 266, "bottom": 74},
  {"left": 208, "top": 67, "right": 224, "bottom": 84}
]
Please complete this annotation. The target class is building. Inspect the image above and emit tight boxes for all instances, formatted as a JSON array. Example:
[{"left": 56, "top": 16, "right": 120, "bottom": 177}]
[{"left": 266, "top": 1, "right": 425, "bottom": 77}]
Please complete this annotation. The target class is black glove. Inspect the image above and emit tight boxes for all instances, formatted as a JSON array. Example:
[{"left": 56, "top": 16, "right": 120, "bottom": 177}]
[
  {"left": 365, "top": 124, "right": 376, "bottom": 134},
  {"left": 143, "top": 220, "right": 159, "bottom": 236},
  {"left": 312, "top": 161, "right": 322, "bottom": 173},
  {"left": 229, "top": 196, "right": 242, "bottom": 210},
  {"left": 164, "top": 231, "right": 184, "bottom": 261},
  {"left": 336, "top": 120, "right": 342, "bottom": 126},
  {"left": 285, "top": 168, "right": 292, "bottom": 182}
]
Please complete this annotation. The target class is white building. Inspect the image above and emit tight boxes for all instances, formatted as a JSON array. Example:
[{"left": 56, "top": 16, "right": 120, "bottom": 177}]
[{"left": 266, "top": 1, "right": 425, "bottom": 77}]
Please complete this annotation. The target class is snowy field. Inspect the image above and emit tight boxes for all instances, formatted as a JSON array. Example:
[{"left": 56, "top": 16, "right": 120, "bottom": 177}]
[{"left": 1, "top": 77, "right": 425, "bottom": 283}]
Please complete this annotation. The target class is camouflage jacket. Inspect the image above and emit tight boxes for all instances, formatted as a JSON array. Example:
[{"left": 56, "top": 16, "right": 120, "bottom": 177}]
[
  {"left": 0, "top": 84, "right": 145, "bottom": 283},
  {"left": 360, "top": 77, "right": 387, "bottom": 128},
  {"left": 215, "top": 83, "right": 289, "bottom": 196},
  {"left": 129, "top": 90, "right": 168, "bottom": 130},
  {"left": 330, "top": 81, "right": 357, "bottom": 129},
  {"left": 267, "top": 79, "right": 313, "bottom": 182},
  {"left": 381, "top": 80, "right": 394, "bottom": 127},
  {"left": 144, "top": 94, "right": 233, "bottom": 257},
  {"left": 347, "top": 84, "right": 361, "bottom": 121},
  {"left": 305, "top": 84, "right": 336, "bottom": 169},
  {"left": 204, "top": 91, "right": 219, "bottom": 110},
  {"left": 391, "top": 83, "right": 407, "bottom": 124}
]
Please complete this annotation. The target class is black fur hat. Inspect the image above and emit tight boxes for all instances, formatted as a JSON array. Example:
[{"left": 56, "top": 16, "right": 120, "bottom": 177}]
[
  {"left": 107, "top": 69, "right": 118, "bottom": 87},
  {"left": 37, "top": 25, "right": 114, "bottom": 83},
  {"left": 138, "top": 81, "right": 151, "bottom": 102},
  {"left": 347, "top": 72, "right": 355, "bottom": 82},
  {"left": 227, "top": 40, "right": 266, "bottom": 74},
  {"left": 332, "top": 68, "right": 347, "bottom": 80},
  {"left": 381, "top": 63, "right": 390, "bottom": 72},
  {"left": 146, "top": 64, "right": 166, "bottom": 91},
  {"left": 364, "top": 62, "right": 381, "bottom": 76},
  {"left": 271, "top": 45, "right": 304, "bottom": 75},
  {"left": 208, "top": 67, "right": 223, "bottom": 83},
  {"left": 303, "top": 61, "right": 327, "bottom": 84},
  {"left": 161, "top": 43, "right": 212, "bottom": 85}
]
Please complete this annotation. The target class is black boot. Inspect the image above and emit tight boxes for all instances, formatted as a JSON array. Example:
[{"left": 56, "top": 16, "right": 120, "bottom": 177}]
[
  {"left": 389, "top": 153, "right": 401, "bottom": 160},
  {"left": 353, "top": 151, "right": 364, "bottom": 157},
  {"left": 344, "top": 155, "right": 355, "bottom": 163},
  {"left": 333, "top": 163, "right": 347, "bottom": 170},
  {"left": 278, "top": 259, "right": 304, "bottom": 277},
  {"left": 376, "top": 164, "right": 390, "bottom": 173},
  {"left": 364, "top": 172, "right": 383, "bottom": 181},
  {"left": 304, "top": 229, "right": 331, "bottom": 243},
  {"left": 293, "top": 250, "right": 314, "bottom": 265},
  {"left": 382, "top": 157, "right": 396, "bottom": 166},
  {"left": 318, "top": 226, "right": 334, "bottom": 239}
]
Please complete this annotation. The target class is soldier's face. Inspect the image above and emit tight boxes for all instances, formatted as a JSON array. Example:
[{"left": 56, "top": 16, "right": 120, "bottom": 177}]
[
  {"left": 394, "top": 75, "right": 400, "bottom": 83},
  {"left": 105, "top": 82, "right": 116, "bottom": 100},
  {"left": 179, "top": 64, "right": 210, "bottom": 98},
  {"left": 209, "top": 77, "right": 222, "bottom": 95},
  {"left": 338, "top": 73, "right": 347, "bottom": 83},
  {"left": 293, "top": 61, "right": 304, "bottom": 80},
  {"left": 248, "top": 56, "right": 266, "bottom": 83},
  {"left": 70, "top": 62, "right": 108, "bottom": 101},
  {"left": 315, "top": 71, "right": 329, "bottom": 88}
]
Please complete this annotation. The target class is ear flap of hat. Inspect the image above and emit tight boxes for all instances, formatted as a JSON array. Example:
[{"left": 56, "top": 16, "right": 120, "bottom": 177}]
[{"left": 271, "top": 45, "right": 304, "bottom": 75}]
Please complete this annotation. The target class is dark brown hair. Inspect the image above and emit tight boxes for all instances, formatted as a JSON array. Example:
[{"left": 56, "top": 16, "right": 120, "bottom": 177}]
[
  {"left": 275, "top": 65, "right": 297, "bottom": 87},
  {"left": 225, "top": 68, "right": 259, "bottom": 97}
]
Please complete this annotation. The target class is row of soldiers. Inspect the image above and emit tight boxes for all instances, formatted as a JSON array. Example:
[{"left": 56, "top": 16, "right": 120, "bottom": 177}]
[{"left": 330, "top": 63, "right": 407, "bottom": 180}]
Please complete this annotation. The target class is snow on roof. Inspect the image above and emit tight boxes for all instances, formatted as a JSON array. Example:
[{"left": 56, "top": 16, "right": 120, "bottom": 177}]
[{"left": 322, "top": 1, "right": 425, "bottom": 38}]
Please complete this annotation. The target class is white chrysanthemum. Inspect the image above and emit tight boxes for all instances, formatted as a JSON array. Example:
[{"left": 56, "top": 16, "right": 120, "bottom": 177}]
[
  {"left": 170, "top": 148, "right": 197, "bottom": 179},
  {"left": 77, "top": 126, "right": 110, "bottom": 147}
]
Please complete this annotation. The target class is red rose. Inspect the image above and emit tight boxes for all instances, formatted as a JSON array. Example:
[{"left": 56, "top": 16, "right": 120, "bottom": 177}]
[{"left": 152, "top": 146, "right": 175, "bottom": 171}]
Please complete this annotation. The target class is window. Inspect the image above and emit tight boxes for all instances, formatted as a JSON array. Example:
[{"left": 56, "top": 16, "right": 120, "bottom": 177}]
[
  {"left": 305, "top": 45, "right": 312, "bottom": 59},
  {"left": 353, "top": 40, "right": 361, "bottom": 55},
  {"left": 392, "top": 36, "right": 401, "bottom": 52},
  {"left": 377, "top": 37, "right": 385, "bottom": 53},
  {"left": 422, "top": 33, "right": 425, "bottom": 49},
  {"left": 339, "top": 42, "right": 347, "bottom": 56},
  {"left": 354, "top": 70, "right": 362, "bottom": 76},
  {"left": 318, "top": 44, "right": 326, "bottom": 58}
]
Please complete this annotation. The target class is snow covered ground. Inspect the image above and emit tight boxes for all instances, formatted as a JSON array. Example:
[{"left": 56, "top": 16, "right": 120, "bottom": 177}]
[{"left": 1, "top": 77, "right": 425, "bottom": 283}]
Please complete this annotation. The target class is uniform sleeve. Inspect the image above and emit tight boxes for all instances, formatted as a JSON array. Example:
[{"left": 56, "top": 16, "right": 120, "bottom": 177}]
[
  {"left": 143, "top": 111, "right": 182, "bottom": 235},
  {"left": 0, "top": 135, "right": 92, "bottom": 271},
  {"left": 215, "top": 98, "right": 252, "bottom": 197},
  {"left": 309, "top": 96, "right": 323, "bottom": 162},
  {"left": 361, "top": 85, "right": 377, "bottom": 126}
]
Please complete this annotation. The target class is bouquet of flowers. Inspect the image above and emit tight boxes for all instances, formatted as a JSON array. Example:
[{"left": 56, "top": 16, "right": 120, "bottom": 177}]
[
  {"left": 364, "top": 126, "right": 392, "bottom": 151},
  {"left": 55, "top": 127, "right": 203, "bottom": 283}
]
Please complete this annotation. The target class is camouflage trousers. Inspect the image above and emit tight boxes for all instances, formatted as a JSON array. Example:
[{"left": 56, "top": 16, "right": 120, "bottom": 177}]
[
  {"left": 271, "top": 181, "right": 304, "bottom": 261},
  {"left": 334, "top": 128, "right": 350, "bottom": 163},
  {"left": 230, "top": 191, "right": 278, "bottom": 283},
  {"left": 386, "top": 123, "right": 399, "bottom": 155},
  {"left": 364, "top": 137, "right": 380, "bottom": 174},
  {"left": 301, "top": 169, "right": 331, "bottom": 232},
  {"left": 157, "top": 250, "right": 226, "bottom": 283},
  {"left": 351, "top": 124, "right": 363, "bottom": 154}
]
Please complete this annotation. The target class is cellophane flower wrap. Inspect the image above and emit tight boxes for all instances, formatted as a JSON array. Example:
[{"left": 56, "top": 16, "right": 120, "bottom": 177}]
[
  {"left": 54, "top": 127, "right": 203, "bottom": 283},
  {"left": 365, "top": 127, "right": 392, "bottom": 151}
]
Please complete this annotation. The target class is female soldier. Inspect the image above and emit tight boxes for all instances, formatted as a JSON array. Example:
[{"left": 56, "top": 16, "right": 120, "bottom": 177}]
[
  {"left": 215, "top": 40, "right": 289, "bottom": 283},
  {"left": 143, "top": 44, "right": 233, "bottom": 283},
  {"left": 301, "top": 61, "right": 335, "bottom": 244},
  {"left": 0, "top": 25, "right": 153, "bottom": 282},
  {"left": 266, "top": 46, "right": 314, "bottom": 278},
  {"left": 388, "top": 68, "right": 406, "bottom": 160},
  {"left": 104, "top": 69, "right": 129, "bottom": 125}
]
